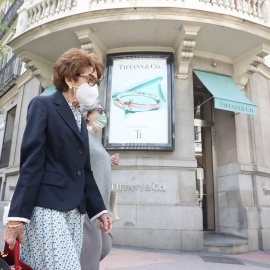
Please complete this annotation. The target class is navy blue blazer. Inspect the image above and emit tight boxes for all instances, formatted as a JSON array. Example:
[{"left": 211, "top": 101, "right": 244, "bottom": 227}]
[{"left": 8, "top": 90, "right": 106, "bottom": 220}]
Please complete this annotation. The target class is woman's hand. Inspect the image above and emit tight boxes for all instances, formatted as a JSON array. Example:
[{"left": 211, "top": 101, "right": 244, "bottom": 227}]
[
  {"left": 97, "top": 213, "right": 112, "bottom": 235},
  {"left": 111, "top": 153, "right": 120, "bottom": 167},
  {"left": 4, "top": 221, "right": 25, "bottom": 250}
]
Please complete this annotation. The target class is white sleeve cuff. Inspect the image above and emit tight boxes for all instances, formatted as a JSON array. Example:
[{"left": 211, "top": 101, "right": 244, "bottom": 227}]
[
  {"left": 7, "top": 217, "right": 30, "bottom": 224},
  {"left": 90, "top": 210, "right": 108, "bottom": 222}
]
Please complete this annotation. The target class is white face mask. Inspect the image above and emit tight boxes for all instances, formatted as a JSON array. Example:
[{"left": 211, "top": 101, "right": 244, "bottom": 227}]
[{"left": 73, "top": 81, "right": 99, "bottom": 106}]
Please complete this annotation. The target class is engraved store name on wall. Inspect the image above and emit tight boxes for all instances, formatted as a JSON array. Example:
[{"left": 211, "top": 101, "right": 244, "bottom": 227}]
[
  {"left": 263, "top": 188, "right": 270, "bottom": 195},
  {"left": 112, "top": 183, "right": 166, "bottom": 192}
]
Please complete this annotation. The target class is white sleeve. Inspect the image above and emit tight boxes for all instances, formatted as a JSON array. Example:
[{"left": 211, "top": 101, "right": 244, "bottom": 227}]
[
  {"left": 3, "top": 203, "right": 10, "bottom": 226},
  {"left": 90, "top": 210, "right": 108, "bottom": 222},
  {"left": 6, "top": 216, "right": 30, "bottom": 224}
]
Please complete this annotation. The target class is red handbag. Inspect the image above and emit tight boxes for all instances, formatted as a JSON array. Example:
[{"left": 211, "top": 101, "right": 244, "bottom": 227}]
[{"left": 0, "top": 240, "right": 32, "bottom": 270}]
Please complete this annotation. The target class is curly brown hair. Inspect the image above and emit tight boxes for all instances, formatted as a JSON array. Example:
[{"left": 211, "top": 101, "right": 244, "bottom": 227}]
[{"left": 53, "top": 48, "right": 105, "bottom": 92}]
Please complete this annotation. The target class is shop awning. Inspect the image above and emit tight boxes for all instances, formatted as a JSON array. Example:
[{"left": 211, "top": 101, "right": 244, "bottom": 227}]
[
  {"left": 194, "top": 70, "right": 257, "bottom": 115},
  {"left": 40, "top": 84, "right": 56, "bottom": 96}
]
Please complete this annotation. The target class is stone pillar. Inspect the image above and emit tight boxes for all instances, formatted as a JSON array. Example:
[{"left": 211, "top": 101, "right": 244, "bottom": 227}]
[
  {"left": 174, "top": 68, "right": 203, "bottom": 251},
  {"left": 174, "top": 69, "right": 196, "bottom": 160},
  {"left": 247, "top": 73, "right": 270, "bottom": 251},
  {"left": 216, "top": 71, "right": 270, "bottom": 251}
]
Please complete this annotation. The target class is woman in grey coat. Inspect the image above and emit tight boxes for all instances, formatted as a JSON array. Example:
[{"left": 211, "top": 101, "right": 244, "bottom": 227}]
[{"left": 80, "top": 102, "right": 119, "bottom": 270}]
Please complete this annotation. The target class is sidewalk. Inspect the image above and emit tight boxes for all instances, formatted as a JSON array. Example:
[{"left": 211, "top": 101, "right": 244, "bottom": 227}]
[
  {"left": 1, "top": 223, "right": 270, "bottom": 269},
  {"left": 100, "top": 246, "right": 270, "bottom": 270}
]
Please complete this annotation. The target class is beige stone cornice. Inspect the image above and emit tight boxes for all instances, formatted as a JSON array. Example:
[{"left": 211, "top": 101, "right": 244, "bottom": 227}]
[
  {"left": 107, "top": 46, "right": 174, "bottom": 54},
  {"left": 0, "top": 86, "right": 19, "bottom": 108},
  {"left": 233, "top": 43, "right": 270, "bottom": 90},
  {"left": 8, "top": 8, "right": 270, "bottom": 53},
  {"left": 15, "top": 69, "right": 33, "bottom": 89},
  {"left": 174, "top": 25, "right": 201, "bottom": 79},
  {"left": 74, "top": 28, "right": 107, "bottom": 63},
  {"left": 16, "top": 51, "right": 54, "bottom": 89},
  {"left": 257, "top": 64, "right": 270, "bottom": 80}
]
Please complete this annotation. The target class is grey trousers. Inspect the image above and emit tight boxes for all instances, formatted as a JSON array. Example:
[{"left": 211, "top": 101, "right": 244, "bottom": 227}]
[{"left": 80, "top": 214, "right": 112, "bottom": 270}]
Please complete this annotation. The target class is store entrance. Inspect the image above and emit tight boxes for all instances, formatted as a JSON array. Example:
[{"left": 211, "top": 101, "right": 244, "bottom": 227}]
[{"left": 194, "top": 84, "right": 215, "bottom": 231}]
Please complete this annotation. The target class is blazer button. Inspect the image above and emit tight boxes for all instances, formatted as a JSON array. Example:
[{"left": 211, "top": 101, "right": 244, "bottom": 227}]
[
  {"left": 77, "top": 170, "right": 82, "bottom": 176},
  {"left": 78, "top": 149, "right": 83, "bottom": 155}
]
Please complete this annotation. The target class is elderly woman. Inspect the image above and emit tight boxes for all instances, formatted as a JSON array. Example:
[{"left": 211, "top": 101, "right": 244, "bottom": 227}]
[
  {"left": 80, "top": 102, "right": 119, "bottom": 270},
  {"left": 3, "top": 48, "right": 112, "bottom": 270}
]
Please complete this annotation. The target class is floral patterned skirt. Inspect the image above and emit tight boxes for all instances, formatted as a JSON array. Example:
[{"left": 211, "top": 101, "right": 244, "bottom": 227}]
[{"left": 20, "top": 207, "right": 84, "bottom": 270}]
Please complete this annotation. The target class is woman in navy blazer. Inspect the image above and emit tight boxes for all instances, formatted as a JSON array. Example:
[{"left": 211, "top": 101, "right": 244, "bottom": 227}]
[{"left": 4, "top": 48, "right": 112, "bottom": 270}]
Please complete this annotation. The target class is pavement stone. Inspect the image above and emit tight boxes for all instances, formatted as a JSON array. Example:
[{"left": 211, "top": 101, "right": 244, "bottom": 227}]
[
  {"left": 100, "top": 246, "right": 270, "bottom": 270},
  {"left": 1, "top": 222, "right": 270, "bottom": 269}
]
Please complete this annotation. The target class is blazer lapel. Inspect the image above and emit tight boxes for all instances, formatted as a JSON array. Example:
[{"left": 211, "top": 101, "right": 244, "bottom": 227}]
[{"left": 52, "top": 91, "right": 82, "bottom": 141}]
